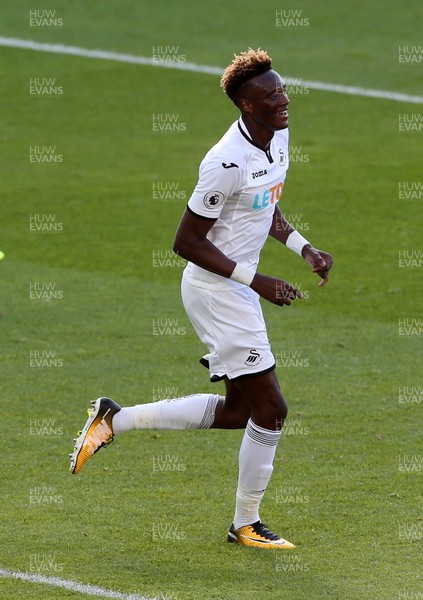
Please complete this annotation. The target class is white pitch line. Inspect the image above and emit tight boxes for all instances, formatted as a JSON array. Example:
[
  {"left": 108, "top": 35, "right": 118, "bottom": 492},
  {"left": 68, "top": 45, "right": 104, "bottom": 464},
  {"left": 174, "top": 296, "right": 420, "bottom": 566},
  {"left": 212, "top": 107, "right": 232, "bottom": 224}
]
[
  {"left": 0, "top": 567, "right": 167, "bottom": 600},
  {"left": 0, "top": 36, "right": 222, "bottom": 73},
  {"left": 1, "top": 35, "right": 422, "bottom": 105}
]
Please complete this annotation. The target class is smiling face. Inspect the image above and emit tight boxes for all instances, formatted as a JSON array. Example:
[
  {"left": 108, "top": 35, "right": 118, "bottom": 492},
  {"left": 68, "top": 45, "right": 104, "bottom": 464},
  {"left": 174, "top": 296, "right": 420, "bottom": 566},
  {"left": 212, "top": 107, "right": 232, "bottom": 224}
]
[{"left": 237, "top": 70, "right": 290, "bottom": 131}]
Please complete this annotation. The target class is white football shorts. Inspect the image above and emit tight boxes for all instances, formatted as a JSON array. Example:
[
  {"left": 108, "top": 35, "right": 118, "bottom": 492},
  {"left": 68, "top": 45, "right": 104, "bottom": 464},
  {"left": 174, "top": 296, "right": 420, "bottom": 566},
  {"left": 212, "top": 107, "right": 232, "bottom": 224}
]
[{"left": 181, "top": 270, "right": 275, "bottom": 380}]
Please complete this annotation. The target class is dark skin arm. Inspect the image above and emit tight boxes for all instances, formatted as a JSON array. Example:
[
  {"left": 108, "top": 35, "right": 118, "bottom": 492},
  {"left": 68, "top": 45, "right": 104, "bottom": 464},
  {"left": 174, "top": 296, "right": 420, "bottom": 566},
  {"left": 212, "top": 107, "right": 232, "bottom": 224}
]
[
  {"left": 269, "top": 205, "right": 333, "bottom": 287},
  {"left": 173, "top": 208, "right": 301, "bottom": 306}
]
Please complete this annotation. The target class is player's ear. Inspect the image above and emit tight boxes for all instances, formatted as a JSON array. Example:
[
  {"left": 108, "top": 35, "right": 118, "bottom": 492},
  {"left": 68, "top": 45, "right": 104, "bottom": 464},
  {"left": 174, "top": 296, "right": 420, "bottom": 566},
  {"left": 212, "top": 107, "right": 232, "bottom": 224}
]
[{"left": 238, "top": 97, "right": 253, "bottom": 113}]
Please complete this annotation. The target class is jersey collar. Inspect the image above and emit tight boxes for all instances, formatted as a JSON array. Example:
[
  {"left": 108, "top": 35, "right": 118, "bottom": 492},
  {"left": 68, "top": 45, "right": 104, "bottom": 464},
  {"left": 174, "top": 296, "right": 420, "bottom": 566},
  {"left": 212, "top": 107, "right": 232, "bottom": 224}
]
[{"left": 237, "top": 117, "right": 274, "bottom": 164}]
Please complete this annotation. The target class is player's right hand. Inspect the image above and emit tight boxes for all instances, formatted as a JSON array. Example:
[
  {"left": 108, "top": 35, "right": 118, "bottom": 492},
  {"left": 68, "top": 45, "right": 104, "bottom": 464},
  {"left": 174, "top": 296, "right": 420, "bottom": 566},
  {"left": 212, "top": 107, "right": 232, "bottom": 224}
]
[{"left": 251, "top": 274, "right": 303, "bottom": 306}]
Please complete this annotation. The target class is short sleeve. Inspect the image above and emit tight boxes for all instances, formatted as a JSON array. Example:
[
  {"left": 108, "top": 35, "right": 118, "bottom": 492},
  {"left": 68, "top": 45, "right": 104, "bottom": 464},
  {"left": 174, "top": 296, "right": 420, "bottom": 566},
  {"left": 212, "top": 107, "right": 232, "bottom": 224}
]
[{"left": 187, "top": 154, "right": 242, "bottom": 219}]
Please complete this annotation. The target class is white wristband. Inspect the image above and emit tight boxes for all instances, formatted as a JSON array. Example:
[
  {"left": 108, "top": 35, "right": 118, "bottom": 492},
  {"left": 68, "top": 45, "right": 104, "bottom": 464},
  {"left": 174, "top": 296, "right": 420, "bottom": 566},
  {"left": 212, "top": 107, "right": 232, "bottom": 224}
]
[
  {"left": 230, "top": 263, "right": 255, "bottom": 286},
  {"left": 286, "top": 230, "right": 311, "bottom": 256}
]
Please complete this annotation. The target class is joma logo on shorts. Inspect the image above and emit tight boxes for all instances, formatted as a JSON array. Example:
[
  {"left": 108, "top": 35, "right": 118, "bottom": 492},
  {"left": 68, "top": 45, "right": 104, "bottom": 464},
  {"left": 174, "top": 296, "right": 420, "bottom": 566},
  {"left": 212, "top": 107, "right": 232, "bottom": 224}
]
[{"left": 244, "top": 349, "right": 262, "bottom": 366}]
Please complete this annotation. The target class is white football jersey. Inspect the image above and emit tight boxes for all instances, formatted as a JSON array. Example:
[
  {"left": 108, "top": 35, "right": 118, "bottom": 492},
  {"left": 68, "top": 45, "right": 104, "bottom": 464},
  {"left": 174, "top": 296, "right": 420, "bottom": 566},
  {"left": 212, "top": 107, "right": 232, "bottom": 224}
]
[{"left": 184, "top": 117, "right": 290, "bottom": 290}]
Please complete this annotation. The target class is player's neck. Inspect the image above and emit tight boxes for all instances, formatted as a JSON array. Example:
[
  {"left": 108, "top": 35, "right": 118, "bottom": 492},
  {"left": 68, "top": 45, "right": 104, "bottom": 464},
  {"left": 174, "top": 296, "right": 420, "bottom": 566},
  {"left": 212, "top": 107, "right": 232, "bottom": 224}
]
[{"left": 240, "top": 115, "right": 274, "bottom": 151}]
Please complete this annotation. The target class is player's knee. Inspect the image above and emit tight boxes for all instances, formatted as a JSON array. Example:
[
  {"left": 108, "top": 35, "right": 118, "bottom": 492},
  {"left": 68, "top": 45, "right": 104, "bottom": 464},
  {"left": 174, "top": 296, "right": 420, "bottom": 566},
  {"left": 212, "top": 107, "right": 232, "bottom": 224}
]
[
  {"left": 268, "top": 394, "right": 288, "bottom": 428},
  {"left": 251, "top": 393, "right": 287, "bottom": 430}
]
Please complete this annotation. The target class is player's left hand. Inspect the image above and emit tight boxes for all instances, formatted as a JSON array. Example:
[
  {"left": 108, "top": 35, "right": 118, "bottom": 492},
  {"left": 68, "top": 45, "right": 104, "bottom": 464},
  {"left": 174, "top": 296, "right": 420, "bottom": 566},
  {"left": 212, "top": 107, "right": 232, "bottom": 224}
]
[{"left": 302, "top": 246, "right": 333, "bottom": 287}]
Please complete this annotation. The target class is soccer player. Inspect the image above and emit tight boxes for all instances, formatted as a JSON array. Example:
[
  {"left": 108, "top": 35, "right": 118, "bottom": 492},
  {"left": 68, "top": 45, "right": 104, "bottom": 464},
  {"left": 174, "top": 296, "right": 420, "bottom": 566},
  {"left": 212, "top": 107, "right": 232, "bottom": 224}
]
[{"left": 70, "top": 48, "right": 333, "bottom": 549}]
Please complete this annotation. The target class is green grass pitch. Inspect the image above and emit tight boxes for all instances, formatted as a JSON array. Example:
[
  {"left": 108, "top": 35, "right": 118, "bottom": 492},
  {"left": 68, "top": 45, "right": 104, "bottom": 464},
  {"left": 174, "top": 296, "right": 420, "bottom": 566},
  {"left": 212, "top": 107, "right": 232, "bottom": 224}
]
[{"left": 0, "top": 0, "right": 422, "bottom": 598}]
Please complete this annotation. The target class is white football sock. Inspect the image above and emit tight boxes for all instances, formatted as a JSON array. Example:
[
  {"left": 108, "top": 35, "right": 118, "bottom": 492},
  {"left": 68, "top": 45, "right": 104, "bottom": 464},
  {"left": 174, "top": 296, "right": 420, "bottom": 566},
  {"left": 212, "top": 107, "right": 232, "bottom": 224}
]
[
  {"left": 112, "top": 393, "right": 221, "bottom": 434},
  {"left": 233, "top": 418, "right": 282, "bottom": 529}
]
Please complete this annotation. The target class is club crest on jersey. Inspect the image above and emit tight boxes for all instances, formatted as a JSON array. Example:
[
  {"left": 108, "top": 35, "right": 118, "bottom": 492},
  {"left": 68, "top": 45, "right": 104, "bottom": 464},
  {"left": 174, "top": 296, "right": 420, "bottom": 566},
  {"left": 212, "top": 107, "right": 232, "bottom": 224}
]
[
  {"left": 279, "top": 149, "right": 287, "bottom": 166},
  {"left": 244, "top": 349, "right": 262, "bottom": 366},
  {"left": 203, "top": 190, "right": 225, "bottom": 209}
]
